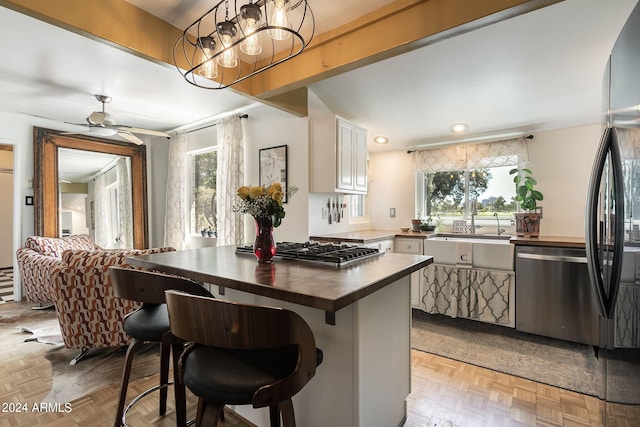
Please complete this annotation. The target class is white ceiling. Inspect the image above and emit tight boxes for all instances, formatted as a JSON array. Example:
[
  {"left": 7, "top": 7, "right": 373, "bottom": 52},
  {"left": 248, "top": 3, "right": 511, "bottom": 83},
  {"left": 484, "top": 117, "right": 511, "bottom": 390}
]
[{"left": 0, "top": 0, "right": 637, "bottom": 154}]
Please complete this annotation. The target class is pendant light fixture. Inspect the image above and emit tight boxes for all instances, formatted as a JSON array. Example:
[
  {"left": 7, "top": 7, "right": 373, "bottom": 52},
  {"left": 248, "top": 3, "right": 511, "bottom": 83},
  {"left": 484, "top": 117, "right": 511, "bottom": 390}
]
[
  {"left": 240, "top": 3, "right": 263, "bottom": 55},
  {"left": 174, "top": 0, "right": 315, "bottom": 90},
  {"left": 267, "top": 0, "right": 291, "bottom": 41},
  {"left": 198, "top": 36, "right": 218, "bottom": 78}
]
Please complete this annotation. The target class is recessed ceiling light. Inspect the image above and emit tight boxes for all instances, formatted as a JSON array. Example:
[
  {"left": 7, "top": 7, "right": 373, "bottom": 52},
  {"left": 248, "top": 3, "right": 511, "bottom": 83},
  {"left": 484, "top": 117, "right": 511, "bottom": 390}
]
[
  {"left": 449, "top": 123, "right": 468, "bottom": 134},
  {"left": 373, "top": 136, "right": 388, "bottom": 144}
]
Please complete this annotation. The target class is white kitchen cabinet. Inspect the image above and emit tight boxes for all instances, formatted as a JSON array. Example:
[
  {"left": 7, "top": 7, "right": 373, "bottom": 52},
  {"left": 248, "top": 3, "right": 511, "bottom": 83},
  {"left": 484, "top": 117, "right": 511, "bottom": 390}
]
[
  {"left": 343, "top": 239, "right": 394, "bottom": 254},
  {"left": 310, "top": 115, "right": 368, "bottom": 194},
  {"left": 394, "top": 237, "right": 424, "bottom": 309}
]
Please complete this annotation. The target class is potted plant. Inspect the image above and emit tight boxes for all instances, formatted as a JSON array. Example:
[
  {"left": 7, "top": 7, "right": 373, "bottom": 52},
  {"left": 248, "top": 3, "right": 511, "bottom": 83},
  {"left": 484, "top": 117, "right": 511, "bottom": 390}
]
[
  {"left": 509, "top": 167, "right": 544, "bottom": 237},
  {"left": 411, "top": 212, "right": 422, "bottom": 231},
  {"left": 420, "top": 216, "right": 437, "bottom": 232}
]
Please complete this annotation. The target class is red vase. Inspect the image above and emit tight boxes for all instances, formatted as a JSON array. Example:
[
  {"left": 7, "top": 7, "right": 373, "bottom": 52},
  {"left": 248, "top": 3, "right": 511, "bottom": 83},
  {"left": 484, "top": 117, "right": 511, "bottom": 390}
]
[{"left": 253, "top": 217, "right": 277, "bottom": 264}]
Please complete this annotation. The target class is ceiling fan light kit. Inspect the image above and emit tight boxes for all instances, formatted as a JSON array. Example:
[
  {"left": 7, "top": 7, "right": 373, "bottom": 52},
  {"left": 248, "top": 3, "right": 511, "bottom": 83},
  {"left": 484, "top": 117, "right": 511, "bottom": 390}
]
[
  {"left": 61, "top": 94, "right": 171, "bottom": 145},
  {"left": 174, "top": 0, "right": 315, "bottom": 90}
]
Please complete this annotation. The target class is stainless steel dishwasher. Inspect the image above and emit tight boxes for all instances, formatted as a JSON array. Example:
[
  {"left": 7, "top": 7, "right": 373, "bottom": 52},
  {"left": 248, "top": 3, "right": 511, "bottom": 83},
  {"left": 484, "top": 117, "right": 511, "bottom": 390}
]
[{"left": 515, "top": 245, "right": 602, "bottom": 346}]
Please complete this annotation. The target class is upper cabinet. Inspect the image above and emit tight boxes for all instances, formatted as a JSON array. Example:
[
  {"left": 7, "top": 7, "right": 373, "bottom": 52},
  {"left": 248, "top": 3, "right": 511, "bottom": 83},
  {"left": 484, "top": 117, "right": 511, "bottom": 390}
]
[{"left": 310, "top": 115, "right": 368, "bottom": 194}]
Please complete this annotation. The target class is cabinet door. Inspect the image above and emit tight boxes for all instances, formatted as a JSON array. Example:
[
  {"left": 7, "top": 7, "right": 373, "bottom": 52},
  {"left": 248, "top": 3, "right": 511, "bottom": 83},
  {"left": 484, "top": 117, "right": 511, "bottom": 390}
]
[
  {"left": 336, "top": 119, "right": 354, "bottom": 190},
  {"left": 353, "top": 126, "right": 368, "bottom": 192}
]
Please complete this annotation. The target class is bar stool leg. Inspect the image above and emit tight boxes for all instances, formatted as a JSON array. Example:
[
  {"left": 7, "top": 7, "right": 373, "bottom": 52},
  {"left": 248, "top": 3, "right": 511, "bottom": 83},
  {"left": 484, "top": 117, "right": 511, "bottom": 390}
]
[
  {"left": 114, "top": 339, "right": 144, "bottom": 427},
  {"left": 159, "top": 338, "right": 171, "bottom": 415},
  {"left": 280, "top": 400, "right": 296, "bottom": 427},
  {"left": 171, "top": 341, "right": 187, "bottom": 427}
]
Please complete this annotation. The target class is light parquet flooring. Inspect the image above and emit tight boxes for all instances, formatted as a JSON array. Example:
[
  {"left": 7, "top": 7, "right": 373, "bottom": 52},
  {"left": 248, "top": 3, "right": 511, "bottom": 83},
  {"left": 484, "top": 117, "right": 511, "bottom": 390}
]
[
  {"left": 3, "top": 301, "right": 640, "bottom": 426},
  {"left": 406, "top": 350, "right": 604, "bottom": 427}
]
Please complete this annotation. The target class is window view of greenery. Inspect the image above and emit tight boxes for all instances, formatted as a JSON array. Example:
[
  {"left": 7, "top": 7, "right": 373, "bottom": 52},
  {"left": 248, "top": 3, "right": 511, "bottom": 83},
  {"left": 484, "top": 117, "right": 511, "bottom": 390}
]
[
  {"left": 419, "top": 166, "right": 516, "bottom": 222},
  {"left": 190, "top": 150, "right": 217, "bottom": 235}
]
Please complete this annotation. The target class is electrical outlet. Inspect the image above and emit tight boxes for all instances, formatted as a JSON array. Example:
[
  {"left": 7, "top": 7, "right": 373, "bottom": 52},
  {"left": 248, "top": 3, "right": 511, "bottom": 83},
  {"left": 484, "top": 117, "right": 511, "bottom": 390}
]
[
  {"left": 390, "top": 208, "right": 396, "bottom": 218},
  {"left": 26, "top": 177, "right": 33, "bottom": 189},
  {"left": 322, "top": 207, "right": 328, "bottom": 219}
]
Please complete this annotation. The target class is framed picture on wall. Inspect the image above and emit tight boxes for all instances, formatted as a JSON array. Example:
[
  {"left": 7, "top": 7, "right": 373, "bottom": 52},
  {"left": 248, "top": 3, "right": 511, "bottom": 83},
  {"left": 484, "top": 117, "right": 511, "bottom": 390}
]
[{"left": 259, "top": 144, "right": 289, "bottom": 202}]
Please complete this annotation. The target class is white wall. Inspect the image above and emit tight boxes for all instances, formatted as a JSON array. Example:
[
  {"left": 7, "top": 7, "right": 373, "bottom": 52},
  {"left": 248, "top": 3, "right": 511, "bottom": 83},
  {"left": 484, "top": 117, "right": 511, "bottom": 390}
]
[
  {"left": 368, "top": 124, "right": 602, "bottom": 238},
  {"left": 368, "top": 150, "right": 416, "bottom": 231},
  {"left": 526, "top": 124, "right": 601, "bottom": 237},
  {"left": 0, "top": 149, "right": 13, "bottom": 268},
  {"left": 243, "top": 104, "right": 310, "bottom": 243}
]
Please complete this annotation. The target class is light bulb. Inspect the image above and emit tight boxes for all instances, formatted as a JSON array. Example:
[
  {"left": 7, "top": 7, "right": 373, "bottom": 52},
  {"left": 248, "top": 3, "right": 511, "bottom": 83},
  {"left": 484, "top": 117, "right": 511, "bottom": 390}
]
[
  {"left": 216, "top": 21, "right": 238, "bottom": 68},
  {"left": 268, "top": 0, "right": 291, "bottom": 41},
  {"left": 240, "top": 3, "right": 263, "bottom": 56},
  {"left": 197, "top": 37, "right": 218, "bottom": 79},
  {"left": 240, "top": 19, "right": 262, "bottom": 55}
]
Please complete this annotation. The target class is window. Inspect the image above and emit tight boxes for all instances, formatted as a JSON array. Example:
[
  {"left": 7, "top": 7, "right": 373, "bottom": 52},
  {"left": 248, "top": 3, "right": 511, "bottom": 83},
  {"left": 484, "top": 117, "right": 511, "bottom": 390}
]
[
  {"left": 350, "top": 194, "right": 367, "bottom": 222},
  {"left": 416, "top": 165, "right": 516, "bottom": 225},
  {"left": 189, "top": 148, "right": 218, "bottom": 235}
]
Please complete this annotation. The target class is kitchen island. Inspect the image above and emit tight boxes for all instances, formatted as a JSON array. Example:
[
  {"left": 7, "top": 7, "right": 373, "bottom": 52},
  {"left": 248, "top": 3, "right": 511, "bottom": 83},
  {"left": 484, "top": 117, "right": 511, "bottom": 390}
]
[{"left": 127, "top": 245, "right": 432, "bottom": 427}]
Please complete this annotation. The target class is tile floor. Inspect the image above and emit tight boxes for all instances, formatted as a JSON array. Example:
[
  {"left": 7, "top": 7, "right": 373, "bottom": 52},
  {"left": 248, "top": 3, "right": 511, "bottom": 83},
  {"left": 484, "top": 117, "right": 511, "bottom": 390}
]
[{"left": 0, "top": 267, "right": 14, "bottom": 303}]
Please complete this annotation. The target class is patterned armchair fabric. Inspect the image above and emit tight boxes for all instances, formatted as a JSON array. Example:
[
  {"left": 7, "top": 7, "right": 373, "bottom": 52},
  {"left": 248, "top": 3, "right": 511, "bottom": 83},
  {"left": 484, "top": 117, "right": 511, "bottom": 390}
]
[
  {"left": 16, "top": 234, "right": 101, "bottom": 304},
  {"left": 50, "top": 247, "right": 175, "bottom": 350}
]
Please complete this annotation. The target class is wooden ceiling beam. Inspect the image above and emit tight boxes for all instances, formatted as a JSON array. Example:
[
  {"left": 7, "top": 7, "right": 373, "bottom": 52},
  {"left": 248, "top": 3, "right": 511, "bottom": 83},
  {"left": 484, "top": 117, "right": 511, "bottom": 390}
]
[{"left": 0, "top": 0, "right": 561, "bottom": 116}]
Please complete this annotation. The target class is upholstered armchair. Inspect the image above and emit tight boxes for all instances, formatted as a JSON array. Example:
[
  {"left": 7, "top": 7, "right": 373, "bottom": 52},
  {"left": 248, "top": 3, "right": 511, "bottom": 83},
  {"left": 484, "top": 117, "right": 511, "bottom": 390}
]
[
  {"left": 50, "top": 246, "right": 176, "bottom": 365},
  {"left": 16, "top": 234, "right": 101, "bottom": 306}
]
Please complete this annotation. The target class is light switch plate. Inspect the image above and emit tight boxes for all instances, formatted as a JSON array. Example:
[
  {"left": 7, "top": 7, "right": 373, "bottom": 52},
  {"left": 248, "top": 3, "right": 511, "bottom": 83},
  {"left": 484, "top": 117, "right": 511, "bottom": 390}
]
[
  {"left": 390, "top": 208, "right": 396, "bottom": 218},
  {"left": 322, "top": 207, "right": 328, "bottom": 219}
]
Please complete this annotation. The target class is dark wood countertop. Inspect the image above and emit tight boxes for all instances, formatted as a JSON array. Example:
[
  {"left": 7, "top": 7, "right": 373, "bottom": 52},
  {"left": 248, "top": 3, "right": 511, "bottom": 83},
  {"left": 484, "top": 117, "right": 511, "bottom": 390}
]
[
  {"left": 127, "top": 245, "right": 432, "bottom": 324},
  {"left": 509, "top": 235, "right": 585, "bottom": 248},
  {"left": 310, "top": 230, "right": 434, "bottom": 243},
  {"left": 311, "top": 230, "right": 587, "bottom": 248},
  {"left": 309, "top": 230, "right": 398, "bottom": 243}
]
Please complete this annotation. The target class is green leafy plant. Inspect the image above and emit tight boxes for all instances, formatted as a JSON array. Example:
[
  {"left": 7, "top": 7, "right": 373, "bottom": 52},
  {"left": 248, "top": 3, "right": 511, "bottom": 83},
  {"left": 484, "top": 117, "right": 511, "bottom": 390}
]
[{"left": 509, "top": 168, "right": 543, "bottom": 211}]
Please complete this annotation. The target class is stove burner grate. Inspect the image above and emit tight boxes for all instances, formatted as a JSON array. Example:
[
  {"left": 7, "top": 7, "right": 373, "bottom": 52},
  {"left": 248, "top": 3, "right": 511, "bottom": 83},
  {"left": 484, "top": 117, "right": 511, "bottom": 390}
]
[{"left": 235, "top": 241, "right": 382, "bottom": 267}]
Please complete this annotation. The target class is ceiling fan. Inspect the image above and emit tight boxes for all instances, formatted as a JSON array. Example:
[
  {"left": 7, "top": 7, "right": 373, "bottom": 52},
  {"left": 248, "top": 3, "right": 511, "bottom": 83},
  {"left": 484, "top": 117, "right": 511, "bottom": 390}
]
[{"left": 62, "top": 94, "right": 171, "bottom": 145}]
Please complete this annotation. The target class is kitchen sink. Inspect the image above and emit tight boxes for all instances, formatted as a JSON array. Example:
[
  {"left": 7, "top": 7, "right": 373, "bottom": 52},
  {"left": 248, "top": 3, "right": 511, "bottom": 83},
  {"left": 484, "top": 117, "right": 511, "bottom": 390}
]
[{"left": 424, "top": 235, "right": 514, "bottom": 271}]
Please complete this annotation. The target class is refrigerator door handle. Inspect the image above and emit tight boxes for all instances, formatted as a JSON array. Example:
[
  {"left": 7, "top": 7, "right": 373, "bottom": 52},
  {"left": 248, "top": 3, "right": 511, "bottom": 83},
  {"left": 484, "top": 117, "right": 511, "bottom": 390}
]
[{"left": 585, "top": 127, "right": 625, "bottom": 319}]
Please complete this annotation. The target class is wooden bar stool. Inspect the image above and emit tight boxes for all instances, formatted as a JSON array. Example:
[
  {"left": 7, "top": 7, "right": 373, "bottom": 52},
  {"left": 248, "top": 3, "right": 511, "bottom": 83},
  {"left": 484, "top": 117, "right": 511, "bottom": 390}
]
[
  {"left": 110, "top": 267, "right": 213, "bottom": 427},
  {"left": 165, "top": 290, "right": 324, "bottom": 427}
]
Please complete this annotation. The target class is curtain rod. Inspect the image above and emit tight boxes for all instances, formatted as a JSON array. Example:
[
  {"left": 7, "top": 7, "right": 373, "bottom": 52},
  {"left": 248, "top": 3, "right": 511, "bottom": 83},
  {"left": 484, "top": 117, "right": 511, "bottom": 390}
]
[
  {"left": 406, "top": 134, "right": 533, "bottom": 154},
  {"left": 185, "top": 114, "right": 249, "bottom": 134}
]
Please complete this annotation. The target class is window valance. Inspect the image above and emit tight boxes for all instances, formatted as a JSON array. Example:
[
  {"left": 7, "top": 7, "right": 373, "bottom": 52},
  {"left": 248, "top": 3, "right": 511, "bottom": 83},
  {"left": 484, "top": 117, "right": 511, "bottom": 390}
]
[{"left": 411, "top": 137, "right": 530, "bottom": 172}]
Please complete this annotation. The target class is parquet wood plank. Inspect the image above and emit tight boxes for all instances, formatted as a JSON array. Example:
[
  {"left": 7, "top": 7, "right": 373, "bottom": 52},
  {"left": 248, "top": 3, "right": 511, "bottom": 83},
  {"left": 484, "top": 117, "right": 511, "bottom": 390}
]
[{"left": 4, "top": 302, "right": 640, "bottom": 426}]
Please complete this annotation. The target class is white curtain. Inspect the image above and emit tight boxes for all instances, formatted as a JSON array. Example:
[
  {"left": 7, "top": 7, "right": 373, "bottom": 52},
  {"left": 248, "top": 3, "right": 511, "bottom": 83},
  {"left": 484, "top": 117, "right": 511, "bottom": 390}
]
[
  {"left": 411, "top": 137, "right": 530, "bottom": 172},
  {"left": 116, "top": 158, "right": 133, "bottom": 249},
  {"left": 93, "top": 174, "right": 110, "bottom": 248},
  {"left": 216, "top": 116, "right": 245, "bottom": 246},
  {"left": 164, "top": 132, "right": 189, "bottom": 250}
]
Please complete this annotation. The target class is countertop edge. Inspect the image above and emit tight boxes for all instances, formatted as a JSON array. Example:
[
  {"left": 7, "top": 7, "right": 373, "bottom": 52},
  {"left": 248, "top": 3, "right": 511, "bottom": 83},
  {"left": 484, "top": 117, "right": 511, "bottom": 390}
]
[
  {"left": 311, "top": 230, "right": 586, "bottom": 247},
  {"left": 126, "top": 248, "right": 433, "bottom": 315}
]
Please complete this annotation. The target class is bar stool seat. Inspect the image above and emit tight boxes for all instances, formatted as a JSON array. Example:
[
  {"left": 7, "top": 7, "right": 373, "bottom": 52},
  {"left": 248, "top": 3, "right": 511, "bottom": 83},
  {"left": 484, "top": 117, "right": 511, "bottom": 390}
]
[{"left": 124, "top": 304, "right": 169, "bottom": 341}]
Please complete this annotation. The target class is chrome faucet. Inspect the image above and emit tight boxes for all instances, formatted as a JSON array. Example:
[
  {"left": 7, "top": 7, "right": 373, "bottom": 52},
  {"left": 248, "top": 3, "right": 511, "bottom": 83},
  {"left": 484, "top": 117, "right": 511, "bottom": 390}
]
[
  {"left": 470, "top": 199, "right": 482, "bottom": 234},
  {"left": 494, "top": 212, "right": 506, "bottom": 236}
]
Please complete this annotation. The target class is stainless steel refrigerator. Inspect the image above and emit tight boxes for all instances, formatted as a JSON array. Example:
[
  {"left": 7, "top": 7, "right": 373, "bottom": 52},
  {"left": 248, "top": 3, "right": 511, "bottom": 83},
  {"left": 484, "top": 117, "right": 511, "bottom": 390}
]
[{"left": 585, "top": 1, "right": 640, "bottom": 423}]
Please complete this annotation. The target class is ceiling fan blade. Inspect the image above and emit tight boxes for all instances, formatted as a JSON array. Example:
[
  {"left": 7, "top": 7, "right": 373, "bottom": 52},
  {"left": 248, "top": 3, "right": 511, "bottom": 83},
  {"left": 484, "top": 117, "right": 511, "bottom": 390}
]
[
  {"left": 60, "top": 131, "right": 93, "bottom": 136},
  {"left": 118, "top": 126, "right": 171, "bottom": 139},
  {"left": 117, "top": 130, "right": 145, "bottom": 145}
]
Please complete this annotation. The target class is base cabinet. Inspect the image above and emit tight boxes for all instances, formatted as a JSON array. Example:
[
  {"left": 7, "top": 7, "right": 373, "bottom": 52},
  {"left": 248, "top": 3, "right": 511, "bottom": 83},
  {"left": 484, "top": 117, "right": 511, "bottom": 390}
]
[{"left": 394, "top": 238, "right": 424, "bottom": 309}]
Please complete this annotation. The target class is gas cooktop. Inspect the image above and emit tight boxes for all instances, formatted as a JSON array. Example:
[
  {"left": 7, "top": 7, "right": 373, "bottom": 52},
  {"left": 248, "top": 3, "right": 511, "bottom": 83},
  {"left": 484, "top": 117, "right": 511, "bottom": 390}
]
[{"left": 235, "top": 241, "right": 382, "bottom": 267}]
